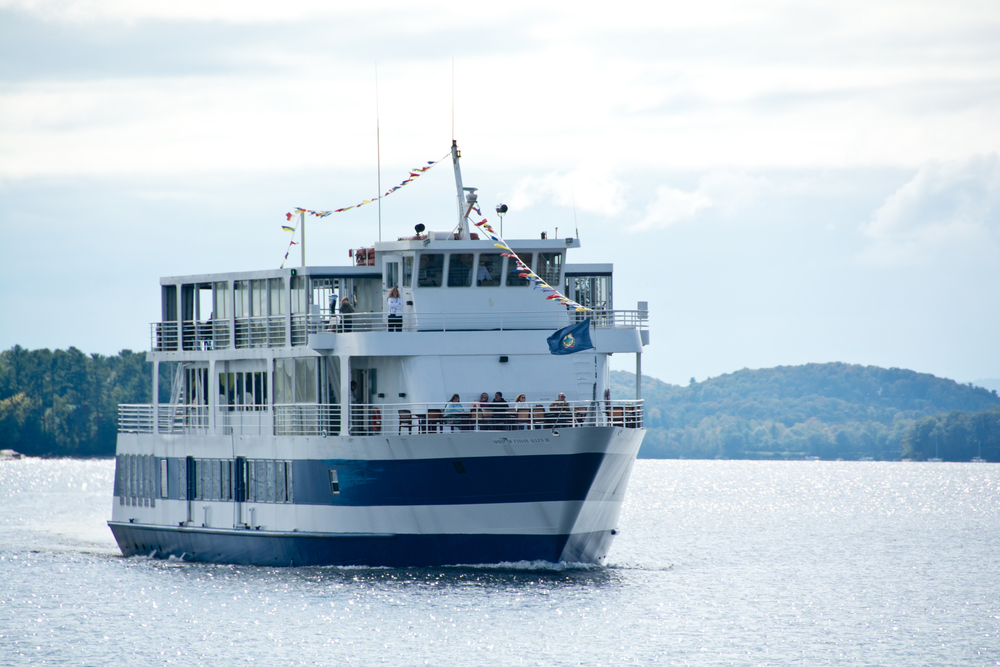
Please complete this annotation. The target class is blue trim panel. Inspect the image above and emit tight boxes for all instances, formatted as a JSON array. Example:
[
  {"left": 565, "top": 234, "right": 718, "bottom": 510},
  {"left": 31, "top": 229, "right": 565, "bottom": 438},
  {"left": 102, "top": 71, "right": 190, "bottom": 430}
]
[
  {"left": 109, "top": 522, "right": 609, "bottom": 567},
  {"left": 294, "top": 453, "right": 610, "bottom": 506},
  {"left": 117, "top": 452, "right": 636, "bottom": 506}
]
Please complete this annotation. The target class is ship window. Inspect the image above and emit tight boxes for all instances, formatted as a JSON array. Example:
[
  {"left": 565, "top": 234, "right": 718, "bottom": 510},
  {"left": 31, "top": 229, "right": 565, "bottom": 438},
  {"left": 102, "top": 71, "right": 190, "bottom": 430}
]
[
  {"left": 247, "top": 459, "right": 256, "bottom": 502},
  {"left": 506, "top": 253, "right": 533, "bottom": 286},
  {"left": 160, "top": 459, "right": 168, "bottom": 498},
  {"left": 256, "top": 460, "right": 266, "bottom": 501},
  {"left": 417, "top": 254, "right": 444, "bottom": 287},
  {"left": 476, "top": 254, "right": 502, "bottom": 286},
  {"left": 447, "top": 254, "right": 473, "bottom": 287},
  {"left": 290, "top": 275, "right": 307, "bottom": 314},
  {"left": 236, "top": 373, "right": 245, "bottom": 406},
  {"left": 274, "top": 359, "right": 293, "bottom": 404},
  {"left": 250, "top": 279, "right": 267, "bottom": 317},
  {"left": 328, "top": 469, "right": 340, "bottom": 495},
  {"left": 222, "top": 460, "right": 231, "bottom": 501},
  {"left": 212, "top": 460, "right": 221, "bottom": 500},
  {"left": 294, "top": 358, "right": 317, "bottom": 403},
  {"left": 234, "top": 281, "right": 249, "bottom": 318},
  {"left": 213, "top": 282, "right": 229, "bottom": 319},
  {"left": 538, "top": 252, "right": 562, "bottom": 285},
  {"left": 385, "top": 261, "right": 399, "bottom": 289},
  {"left": 402, "top": 256, "right": 413, "bottom": 287},
  {"left": 269, "top": 278, "right": 286, "bottom": 316},
  {"left": 276, "top": 461, "right": 286, "bottom": 501}
]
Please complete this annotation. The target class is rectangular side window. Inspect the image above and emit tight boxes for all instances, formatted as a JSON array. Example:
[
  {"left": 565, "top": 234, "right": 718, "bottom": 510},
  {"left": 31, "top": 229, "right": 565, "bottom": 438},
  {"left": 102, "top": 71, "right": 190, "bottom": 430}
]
[
  {"left": 276, "top": 461, "right": 286, "bottom": 502},
  {"left": 328, "top": 469, "right": 340, "bottom": 495},
  {"left": 447, "top": 253, "right": 473, "bottom": 287},
  {"left": 506, "top": 253, "right": 533, "bottom": 286},
  {"left": 385, "top": 262, "right": 399, "bottom": 289},
  {"left": 160, "top": 458, "right": 168, "bottom": 498},
  {"left": 417, "top": 254, "right": 444, "bottom": 287},
  {"left": 402, "top": 256, "right": 413, "bottom": 287},
  {"left": 537, "top": 252, "right": 563, "bottom": 285},
  {"left": 477, "top": 253, "right": 503, "bottom": 286}
]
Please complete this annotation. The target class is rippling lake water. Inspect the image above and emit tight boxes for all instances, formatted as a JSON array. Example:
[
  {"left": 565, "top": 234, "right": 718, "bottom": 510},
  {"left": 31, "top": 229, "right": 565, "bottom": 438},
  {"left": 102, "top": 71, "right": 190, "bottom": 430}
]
[{"left": 1, "top": 458, "right": 998, "bottom": 666}]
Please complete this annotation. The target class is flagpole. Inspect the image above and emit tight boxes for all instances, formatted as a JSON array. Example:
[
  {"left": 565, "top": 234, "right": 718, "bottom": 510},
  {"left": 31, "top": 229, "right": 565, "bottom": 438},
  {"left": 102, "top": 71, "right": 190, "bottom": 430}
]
[
  {"left": 376, "top": 63, "right": 382, "bottom": 243},
  {"left": 300, "top": 211, "right": 305, "bottom": 268}
]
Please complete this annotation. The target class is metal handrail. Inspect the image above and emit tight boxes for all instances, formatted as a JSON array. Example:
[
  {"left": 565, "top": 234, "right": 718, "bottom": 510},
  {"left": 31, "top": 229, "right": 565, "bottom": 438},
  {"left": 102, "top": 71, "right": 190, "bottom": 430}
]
[
  {"left": 273, "top": 399, "right": 644, "bottom": 436},
  {"left": 314, "top": 309, "right": 647, "bottom": 334},
  {"left": 120, "top": 399, "right": 644, "bottom": 435},
  {"left": 151, "top": 308, "right": 647, "bottom": 351}
]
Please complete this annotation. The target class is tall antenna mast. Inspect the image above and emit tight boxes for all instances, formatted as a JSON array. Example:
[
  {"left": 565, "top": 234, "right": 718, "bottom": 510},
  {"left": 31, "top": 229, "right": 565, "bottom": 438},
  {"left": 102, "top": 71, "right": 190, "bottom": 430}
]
[
  {"left": 375, "top": 63, "right": 382, "bottom": 243},
  {"left": 451, "top": 58, "right": 455, "bottom": 142},
  {"left": 573, "top": 189, "right": 579, "bottom": 239}
]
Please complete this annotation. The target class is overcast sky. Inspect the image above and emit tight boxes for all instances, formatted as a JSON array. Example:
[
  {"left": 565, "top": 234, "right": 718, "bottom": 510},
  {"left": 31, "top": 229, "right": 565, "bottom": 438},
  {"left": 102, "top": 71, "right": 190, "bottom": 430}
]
[{"left": 1, "top": 0, "right": 998, "bottom": 387}]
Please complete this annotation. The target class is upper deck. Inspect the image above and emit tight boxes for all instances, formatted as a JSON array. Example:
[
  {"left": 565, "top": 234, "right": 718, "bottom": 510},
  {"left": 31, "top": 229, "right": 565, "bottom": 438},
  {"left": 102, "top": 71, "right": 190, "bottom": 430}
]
[{"left": 150, "top": 235, "right": 648, "bottom": 358}]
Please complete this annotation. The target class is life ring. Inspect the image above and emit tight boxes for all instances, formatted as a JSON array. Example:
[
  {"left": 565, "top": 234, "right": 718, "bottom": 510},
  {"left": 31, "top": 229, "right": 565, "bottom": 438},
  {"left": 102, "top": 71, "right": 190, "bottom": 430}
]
[{"left": 370, "top": 408, "right": 382, "bottom": 433}]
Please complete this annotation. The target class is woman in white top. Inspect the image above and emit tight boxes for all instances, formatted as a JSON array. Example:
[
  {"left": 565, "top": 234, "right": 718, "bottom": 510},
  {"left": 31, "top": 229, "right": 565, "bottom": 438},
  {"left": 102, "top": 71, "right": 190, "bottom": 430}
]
[{"left": 387, "top": 286, "right": 403, "bottom": 332}]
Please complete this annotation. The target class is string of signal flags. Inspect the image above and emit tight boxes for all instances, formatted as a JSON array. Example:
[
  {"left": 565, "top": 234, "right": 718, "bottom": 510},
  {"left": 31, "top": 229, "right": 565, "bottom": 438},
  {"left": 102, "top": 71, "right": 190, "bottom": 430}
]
[
  {"left": 278, "top": 148, "right": 589, "bottom": 311},
  {"left": 279, "top": 152, "right": 449, "bottom": 267}
]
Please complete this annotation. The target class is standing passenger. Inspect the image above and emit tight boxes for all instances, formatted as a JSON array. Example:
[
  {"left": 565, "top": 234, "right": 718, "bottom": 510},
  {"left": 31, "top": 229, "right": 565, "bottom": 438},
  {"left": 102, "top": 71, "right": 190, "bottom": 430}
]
[
  {"left": 340, "top": 297, "right": 355, "bottom": 332},
  {"left": 387, "top": 287, "right": 403, "bottom": 332}
]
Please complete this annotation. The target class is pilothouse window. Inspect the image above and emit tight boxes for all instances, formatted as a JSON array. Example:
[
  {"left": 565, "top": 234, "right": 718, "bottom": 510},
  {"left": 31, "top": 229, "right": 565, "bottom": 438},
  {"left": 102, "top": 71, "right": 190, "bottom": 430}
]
[
  {"left": 538, "top": 252, "right": 563, "bottom": 285},
  {"left": 418, "top": 254, "right": 444, "bottom": 287},
  {"left": 506, "top": 253, "right": 533, "bottom": 286},
  {"left": 402, "top": 256, "right": 413, "bottom": 287},
  {"left": 447, "top": 254, "right": 473, "bottom": 287},
  {"left": 477, "top": 254, "right": 502, "bottom": 286}
]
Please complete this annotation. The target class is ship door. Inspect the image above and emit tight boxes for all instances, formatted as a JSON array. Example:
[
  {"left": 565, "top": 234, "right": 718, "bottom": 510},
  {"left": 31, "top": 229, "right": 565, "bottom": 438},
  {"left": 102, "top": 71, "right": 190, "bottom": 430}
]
[
  {"left": 383, "top": 258, "right": 401, "bottom": 328},
  {"left": 350, "top": 368, "right": 367, "bottom": 435}
]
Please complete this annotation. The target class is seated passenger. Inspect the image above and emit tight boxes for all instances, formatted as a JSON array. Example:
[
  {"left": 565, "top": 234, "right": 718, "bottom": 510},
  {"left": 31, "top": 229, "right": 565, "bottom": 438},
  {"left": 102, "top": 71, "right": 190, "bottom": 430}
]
[
  {"left": 549, "top": 392, "right": 571, "bottom": 426},
  {"left": 491, "top": 392, "right": 510, "bottom": 430},
  {"left": 513, "top": 393, "right": 528, "bottom": 430},
  {"left": 471, "top": 392, "right": 490, "bottom": 429}
]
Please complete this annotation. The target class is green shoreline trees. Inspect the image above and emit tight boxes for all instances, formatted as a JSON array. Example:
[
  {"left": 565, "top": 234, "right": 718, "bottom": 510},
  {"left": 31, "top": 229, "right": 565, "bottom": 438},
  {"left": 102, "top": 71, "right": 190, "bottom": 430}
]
[{"left": 2, "top": 346, "right": 999, "bottom": 460}]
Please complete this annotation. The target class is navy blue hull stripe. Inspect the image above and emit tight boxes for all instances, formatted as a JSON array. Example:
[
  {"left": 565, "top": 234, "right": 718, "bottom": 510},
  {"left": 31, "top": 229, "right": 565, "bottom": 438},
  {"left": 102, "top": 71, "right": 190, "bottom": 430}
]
[
  {"left": 142, "top": 453, "right": 634, "bottom": 506},
  {"left": 296, "top": 453, "right": 608, "bottom": 506},
  {"left": 109, "top": 522, "right": 609, "bottom": 567}
]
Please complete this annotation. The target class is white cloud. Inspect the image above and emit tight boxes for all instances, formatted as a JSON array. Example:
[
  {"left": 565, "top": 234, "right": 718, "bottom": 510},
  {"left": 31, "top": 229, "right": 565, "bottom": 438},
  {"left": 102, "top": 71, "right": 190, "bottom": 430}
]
[
  {"left": 860, "top": 153, "right": 1000, "bottom": 265},
  {"left": 508, "top": 162, "right": 627, "bottom": 217},
  {"left": 631, "top": 170, "right": 767, "bottom": 230}
]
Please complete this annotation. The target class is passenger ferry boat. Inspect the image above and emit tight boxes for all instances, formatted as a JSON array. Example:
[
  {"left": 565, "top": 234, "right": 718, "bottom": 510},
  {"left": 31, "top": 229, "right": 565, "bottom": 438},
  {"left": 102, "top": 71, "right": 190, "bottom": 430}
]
[{"left": 109, "top": 142, "right": 649, "bottom": 567}]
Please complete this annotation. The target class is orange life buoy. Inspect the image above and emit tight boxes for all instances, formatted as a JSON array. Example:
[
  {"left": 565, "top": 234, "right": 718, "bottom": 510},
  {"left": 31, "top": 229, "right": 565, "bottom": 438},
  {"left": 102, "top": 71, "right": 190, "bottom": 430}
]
[{"left": 370, "top": 408, "right": 382, "bottom": 433}]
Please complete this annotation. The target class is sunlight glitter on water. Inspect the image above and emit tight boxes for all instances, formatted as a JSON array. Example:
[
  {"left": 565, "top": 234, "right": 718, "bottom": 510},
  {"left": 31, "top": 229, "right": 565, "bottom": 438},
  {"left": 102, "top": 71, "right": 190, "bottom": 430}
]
[{"left": 2, "top": 458, "right": 999, "bottom": 666}]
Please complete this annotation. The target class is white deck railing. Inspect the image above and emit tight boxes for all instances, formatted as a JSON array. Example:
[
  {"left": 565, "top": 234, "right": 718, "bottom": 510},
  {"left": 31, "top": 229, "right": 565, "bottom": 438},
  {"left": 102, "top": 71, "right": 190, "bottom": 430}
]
[
  {"left": 119, "top": 400, "right": 644, "bottom": 436},
  {"left": 151, "top": 309, "right": 647, "bottom": 351}
]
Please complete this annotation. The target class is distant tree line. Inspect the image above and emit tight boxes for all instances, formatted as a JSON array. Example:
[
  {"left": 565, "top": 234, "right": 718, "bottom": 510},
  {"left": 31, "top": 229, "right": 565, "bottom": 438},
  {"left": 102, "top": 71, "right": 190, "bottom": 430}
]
[
  {"left": 3, "top": 347, "right": 999, "bottom": 461},
  {"left": 612, "top": 363, "right": 1000, "bottom": 461},
  {"left": 0, "top": 345, "right": 169, "bottom": 457}
]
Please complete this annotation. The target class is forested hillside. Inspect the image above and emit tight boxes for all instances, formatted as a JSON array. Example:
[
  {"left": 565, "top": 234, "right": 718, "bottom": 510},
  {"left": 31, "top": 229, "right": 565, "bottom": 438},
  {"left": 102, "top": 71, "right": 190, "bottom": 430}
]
[
  {"left": 612, "top": 363, "right": 1000, "bottom": 461},
  {"left": 3, "top": 346, "right": 999, "bottom": 461}
]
